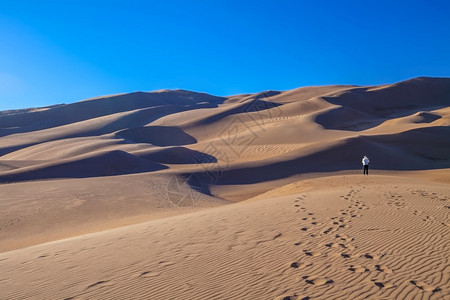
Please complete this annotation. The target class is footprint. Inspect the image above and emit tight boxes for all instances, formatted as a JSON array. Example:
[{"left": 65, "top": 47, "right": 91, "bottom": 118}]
[
  {"left": 364, "top": 253, "right": 380, "bottom": 260},
  {"left": 290, "top": 262, "right": 306, "bottom": 269},
  {"left": 303, "top": 276, "right": 333, "bottom": 286},
  {"left": 374, "top": 281, "right": 394, "bottom": 288},
  {"left": 376, "top": 264, "right": 393, "bottom": 274},
  {"left": 336, "top": 234, "right": 353, "bottom": 242},
  {"left": 410, "top": 280, "right": 441, "bottom": 292},
  {"left": 325, "top": 243, "right": 339, "bottom": 248},
  {"left": 323, "top": 227, "right": 336, "bottom": 234},
  {"left": 304, "top": 250, "right": 321, "bottom": 257}
]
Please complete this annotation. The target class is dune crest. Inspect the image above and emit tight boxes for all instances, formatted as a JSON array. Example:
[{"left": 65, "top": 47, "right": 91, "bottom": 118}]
[{"left": 0, "top": 77, "right": 449, "bottom": 299}]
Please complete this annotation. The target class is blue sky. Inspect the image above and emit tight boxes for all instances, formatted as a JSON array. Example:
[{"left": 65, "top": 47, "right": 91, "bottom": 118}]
[{"left": 1, "top": 0, "right": 449, "bottom": 111}]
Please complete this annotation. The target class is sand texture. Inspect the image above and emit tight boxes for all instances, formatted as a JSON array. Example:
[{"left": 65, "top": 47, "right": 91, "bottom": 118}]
[{"left": 0, "top": 77, "right": 449, "bottom": 299}]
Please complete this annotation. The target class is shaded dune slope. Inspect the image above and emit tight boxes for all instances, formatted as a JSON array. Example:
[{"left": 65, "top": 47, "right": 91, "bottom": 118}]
[
  {"left": 315, "top": 77, "right": 450, "bottom": 130},
  {"left": 116, "top": 126, "right": 197, "bottom": 146},
  {"left": 0, "top": 150, "right": 167, "bottom": 182},
  {"left": 0, "top": 90, "right": 225, "bottom": 137},
  {"left": 0, "top": 76, "right": 449, "bottom": 191},
  {"left": 136, "top": 147, "right": 217, "bottom": 165},
  {"left": 189, "top": 126, "right": 450, "bottom": 186}
]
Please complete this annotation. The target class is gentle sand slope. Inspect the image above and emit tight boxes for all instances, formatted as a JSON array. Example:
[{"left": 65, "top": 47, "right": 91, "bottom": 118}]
[
  {"left": 0, "top": 174, "right": 448, "bottom": 299},
  {"left": 0, "top": 173, "right": 228, "bottom": 253}
]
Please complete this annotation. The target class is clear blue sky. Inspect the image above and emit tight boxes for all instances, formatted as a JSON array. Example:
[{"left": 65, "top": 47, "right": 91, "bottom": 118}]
[{"left": 1, "top": 0, "right": 449, "bottom": 111}]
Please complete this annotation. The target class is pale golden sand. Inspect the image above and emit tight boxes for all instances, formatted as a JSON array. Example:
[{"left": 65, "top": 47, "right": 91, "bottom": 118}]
[
  {"left": 0, "top": 173, "right": 448, "bottom": 299},
  {"left": 0, "top": 77, "right": 449, "bottom": 299}
]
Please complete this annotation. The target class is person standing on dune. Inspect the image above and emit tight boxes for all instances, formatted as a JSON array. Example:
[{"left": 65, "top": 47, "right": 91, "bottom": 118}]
[{"left": 362, "top": 156, "right": 370, "bottom": 175}]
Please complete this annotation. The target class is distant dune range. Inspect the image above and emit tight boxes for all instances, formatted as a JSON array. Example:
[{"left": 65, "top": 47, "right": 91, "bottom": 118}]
[
  {"left": 0, "top": 77, "right": 449, "bottom": 299},
  {"left": 0, "top": 77, "right": 449, "bottom": 183}
]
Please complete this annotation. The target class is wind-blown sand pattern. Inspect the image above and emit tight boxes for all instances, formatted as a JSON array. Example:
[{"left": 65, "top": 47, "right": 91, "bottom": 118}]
[{"left": 0, "top": 77, "right": 449, "bottom": 299}]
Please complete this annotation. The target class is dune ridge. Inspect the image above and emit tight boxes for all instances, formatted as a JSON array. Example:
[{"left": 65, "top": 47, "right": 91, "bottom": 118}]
[
  {"left": 1, "top": 77, "right": 448, "bottom": 184},
  {"left": 0, "top": 77, "right": 449, "bottom": 299}
]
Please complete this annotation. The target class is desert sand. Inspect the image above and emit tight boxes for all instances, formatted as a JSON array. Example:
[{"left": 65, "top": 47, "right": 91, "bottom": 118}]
[{"left": 0, "top": 77, "right": 449, "bottom": 299}]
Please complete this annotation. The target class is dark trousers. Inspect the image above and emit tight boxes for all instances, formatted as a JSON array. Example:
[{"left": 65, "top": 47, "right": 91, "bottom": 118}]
[{"left": 363, "top": 165, "right": 369, "bottom": 175}]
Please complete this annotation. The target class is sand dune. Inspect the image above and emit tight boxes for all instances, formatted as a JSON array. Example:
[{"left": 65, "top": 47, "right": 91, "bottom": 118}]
[
  {"left": 0, "top": 76, "right": 449, "bottom": 299},
  {"left": 0, "top": 90, "right": 224, "bottom": 136},
  {"left": 1, "top": 174, "right": 448, "bottom": 299},
  {"left": 0, "top": 150, "right": 168, "bottom": 182}
]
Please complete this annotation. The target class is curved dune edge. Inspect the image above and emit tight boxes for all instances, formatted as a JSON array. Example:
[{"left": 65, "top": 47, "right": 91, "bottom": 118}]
[
  {"left": 1, "top": 77, "right": 449, "bottom": 299},
  {"left": 0, "top": 172, "right": 449, "bottom": 299},
  {"left": 1, "top": 77, "right": 449, "bottom": 183}
]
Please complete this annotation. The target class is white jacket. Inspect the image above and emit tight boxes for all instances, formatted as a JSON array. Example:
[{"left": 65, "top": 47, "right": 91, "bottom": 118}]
[{"left": 362, "top": 157, "right": 370, "bottom": 165}]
